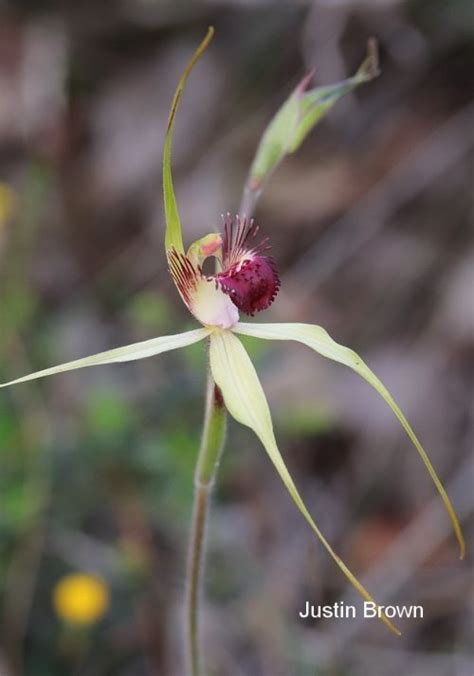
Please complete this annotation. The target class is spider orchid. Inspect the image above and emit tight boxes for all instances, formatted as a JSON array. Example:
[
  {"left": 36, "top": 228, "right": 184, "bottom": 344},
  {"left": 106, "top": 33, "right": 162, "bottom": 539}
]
[{"left": 0, "top": 29, "right": 464, "bottom": 637}]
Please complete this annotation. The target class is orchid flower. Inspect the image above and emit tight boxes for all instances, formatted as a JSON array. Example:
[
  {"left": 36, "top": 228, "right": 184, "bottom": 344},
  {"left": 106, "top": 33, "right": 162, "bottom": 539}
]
[{"left": 0, "top": 29, "right": 464, "bottom": 638}]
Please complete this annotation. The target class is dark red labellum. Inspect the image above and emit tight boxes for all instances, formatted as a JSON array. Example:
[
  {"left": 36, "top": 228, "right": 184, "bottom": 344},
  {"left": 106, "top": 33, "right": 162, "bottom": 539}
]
[{"left": 217, "top": 255, "right": 280, "bottom": 315}]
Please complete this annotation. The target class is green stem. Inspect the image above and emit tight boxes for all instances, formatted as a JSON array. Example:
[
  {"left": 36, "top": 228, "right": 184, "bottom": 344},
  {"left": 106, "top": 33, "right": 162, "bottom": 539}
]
[
  {"left": 186, "top": 373, "right": 226, "bottom": 676},
  {"left": 238, "top": 183, "right": 262, "bottom": 220}
]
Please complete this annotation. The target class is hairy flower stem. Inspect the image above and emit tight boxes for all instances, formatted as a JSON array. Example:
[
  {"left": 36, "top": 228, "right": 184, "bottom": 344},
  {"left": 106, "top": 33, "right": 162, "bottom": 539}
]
[{"left": 186, "top": 373, "right": 226, "bottom": 676}]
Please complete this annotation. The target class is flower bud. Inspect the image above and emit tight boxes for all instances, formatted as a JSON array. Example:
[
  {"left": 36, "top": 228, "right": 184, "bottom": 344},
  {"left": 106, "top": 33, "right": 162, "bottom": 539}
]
[{"left": 246, "top": 39, "right": 379, "bottom": 195}]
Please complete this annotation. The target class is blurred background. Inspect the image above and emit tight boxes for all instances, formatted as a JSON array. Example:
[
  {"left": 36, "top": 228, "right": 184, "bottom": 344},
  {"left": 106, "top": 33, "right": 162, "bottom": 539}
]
[{"left": 0, "top": 1, "right": 473, "bottom": 675}]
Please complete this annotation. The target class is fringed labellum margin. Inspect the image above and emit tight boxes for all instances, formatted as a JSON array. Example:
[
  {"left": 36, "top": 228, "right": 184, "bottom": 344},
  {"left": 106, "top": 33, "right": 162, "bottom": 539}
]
[{"left": 167, "top": 214, "right": 280, "bottom": 329}]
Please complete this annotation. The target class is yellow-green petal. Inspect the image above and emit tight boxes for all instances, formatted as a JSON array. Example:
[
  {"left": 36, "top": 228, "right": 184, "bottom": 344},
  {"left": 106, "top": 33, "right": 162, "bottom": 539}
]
[
  {"left": 234, "top": 321, "right": 465, "bottom": 560},
  {"left": 209, "top": 328, "right": 401, "bottom": 635},
  {"left": 0, "top": 328, "right": 210, "bottom": 388},
  {"left": 163, "top": 27, "right": 214, "bottom": 254}
]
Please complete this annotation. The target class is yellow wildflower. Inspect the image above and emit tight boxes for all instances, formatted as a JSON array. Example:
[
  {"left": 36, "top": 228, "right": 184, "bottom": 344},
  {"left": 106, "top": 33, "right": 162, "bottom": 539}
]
[
  {"left": 2, "top": 30, "right": 464, "bottom": 638},
  {"left": 53, "top": 573, "right": 110, "bottom": 626}
]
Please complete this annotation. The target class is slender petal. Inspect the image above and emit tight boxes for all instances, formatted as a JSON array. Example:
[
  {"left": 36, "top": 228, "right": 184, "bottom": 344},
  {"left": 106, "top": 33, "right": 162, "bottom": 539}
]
[
  {"left": 0, "top": 328, "right": 210, "bottom": 388},
  {"left": 234, "top": 322, "right": 465, "bottom": 559},
  {"left": 167, "top": 247, "right": 239, "bottom": 329},
  {"left": 209, "top": 329, "right": 400, "bottom": 635},
  {"left": 163, "top": 27, "right": 214, "bottom": 254}
]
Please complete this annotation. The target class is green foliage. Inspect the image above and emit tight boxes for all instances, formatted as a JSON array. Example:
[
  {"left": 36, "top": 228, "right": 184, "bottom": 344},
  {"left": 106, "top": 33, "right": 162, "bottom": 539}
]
[
  {"left": 126, "top": 292, "right": 174, "bottom": 333},
  {"left": 278, "top": 402, "right": 334, "bottom": 437},
  {"left": 83, "top": 389, "right": 137, "bottom": 440}
]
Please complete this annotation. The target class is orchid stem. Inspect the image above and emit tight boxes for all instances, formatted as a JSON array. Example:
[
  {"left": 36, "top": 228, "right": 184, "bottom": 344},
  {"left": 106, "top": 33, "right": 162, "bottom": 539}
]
[
  {"left": 238, "top": 184, "right": 262, "bottom": 220},
  {"left": 186, "top": 373, "right": 226, "bottom": 676}
]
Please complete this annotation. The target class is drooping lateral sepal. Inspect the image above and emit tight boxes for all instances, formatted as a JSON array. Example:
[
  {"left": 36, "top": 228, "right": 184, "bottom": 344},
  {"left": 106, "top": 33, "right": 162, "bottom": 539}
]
[
  {"left": 209, "top": 328, "right": 401, "bottom": 635},
  {"left": 233, "top": 321, "right": 465, "bottom": 560}
]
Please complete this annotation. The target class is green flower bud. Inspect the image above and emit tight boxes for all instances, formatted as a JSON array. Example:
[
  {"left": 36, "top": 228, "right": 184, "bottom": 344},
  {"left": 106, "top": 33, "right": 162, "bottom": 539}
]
[{"left": 246, "top": 39, "right": 380, "bottom": 198}]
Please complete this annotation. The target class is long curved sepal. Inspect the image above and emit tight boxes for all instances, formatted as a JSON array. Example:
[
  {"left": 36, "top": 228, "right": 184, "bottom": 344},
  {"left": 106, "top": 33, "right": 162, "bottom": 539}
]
[
  {"left": 234, "top": 322, "right": 465, "bottom": 560},
  {"left": 209, "top": 328, "right": 401, "bottom": 636},
  {"left": 0, "top": 328, "right": 210, "bottom": 388},
  {"left": 163, "top": 27, "right": 215, "bottom": 254}
]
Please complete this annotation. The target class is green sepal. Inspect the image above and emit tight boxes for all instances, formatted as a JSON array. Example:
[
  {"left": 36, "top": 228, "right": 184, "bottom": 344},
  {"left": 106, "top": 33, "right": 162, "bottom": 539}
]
[
  {"left": 209, "top": 328, "right": 401, "bottom": 636},
  {"left": 234, "top": 321, "right": 465, "bottom": 561},
  {"left": 0, "top": 328, "right": 210, "bottom": 389},
  {"left": 163, "top": 27, "right": 214, "bottom": 254}
]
